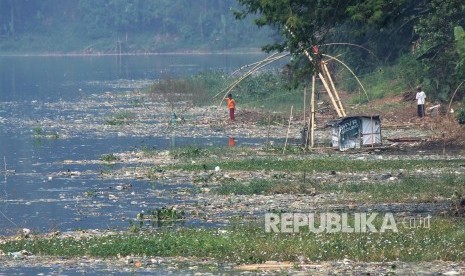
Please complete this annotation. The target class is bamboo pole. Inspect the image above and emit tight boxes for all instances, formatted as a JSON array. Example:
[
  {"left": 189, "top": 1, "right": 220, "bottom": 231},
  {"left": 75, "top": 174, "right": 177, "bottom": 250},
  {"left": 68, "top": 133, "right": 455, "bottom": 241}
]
[
  {"left": 305, "top": 84, "right": 311, "bottom": 148},
  {"left": 322, "top": 62, "right": 346, "bottom": 116},
  {"left": 310, "top": 75, "right": 316, "bottom": 148},
  {"left": 321, "top": 54, "right": 369, "bottom": 102},
  {"left": 266, "top": 114, "right": 271, "bottom": 150},
  {"left": 305, "top": 106, "right": 311, "bottom": 148},
  {"left": 215, "top": 53, "right": 289, "bottom": 106},
  {"left": 303, "top": 84, "right": 307, "bottom": 123},
  {"left": 283, "top": 105, "right": 293, "bottom": 155},
  {"left": 371, "top": 115, "right": 374, "bottom": 148},
  {"left": 319, "top": 68, "right": 343, "bottom": 117},
  {"left": 285, "top": 26, "right": 346, "bottom": 119},
  {"left": 231, "top": 52, "right": 280, "bottom": 75},
  {"left": 298, "top": 44, "right": 342, "bottom": 117},
  {"left": 213, "top": 53, "right": 279, "bottom": 99}
]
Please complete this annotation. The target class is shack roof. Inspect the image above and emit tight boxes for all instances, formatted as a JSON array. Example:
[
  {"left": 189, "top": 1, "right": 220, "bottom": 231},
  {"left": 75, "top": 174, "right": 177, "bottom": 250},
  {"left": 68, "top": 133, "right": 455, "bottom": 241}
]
[{"left": 325, "top": 115, "right": 381, "bottom": 127}]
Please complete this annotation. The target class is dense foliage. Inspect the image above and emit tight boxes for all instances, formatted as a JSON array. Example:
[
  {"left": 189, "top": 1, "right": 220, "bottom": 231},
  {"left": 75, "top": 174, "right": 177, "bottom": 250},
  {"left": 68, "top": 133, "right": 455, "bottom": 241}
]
[
  {"left": 235, "top": 0, "right": 465, "bottom": 101},
  {"left": 0, "top": 0, "right": 273, "bottom": 52}
]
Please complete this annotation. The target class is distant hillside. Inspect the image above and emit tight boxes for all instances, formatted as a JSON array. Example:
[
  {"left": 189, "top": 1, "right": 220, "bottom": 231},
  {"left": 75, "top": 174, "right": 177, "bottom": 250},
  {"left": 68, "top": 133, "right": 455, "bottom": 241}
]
[{"left": 0, "top": 0, "right": 275, "bottom": 53}]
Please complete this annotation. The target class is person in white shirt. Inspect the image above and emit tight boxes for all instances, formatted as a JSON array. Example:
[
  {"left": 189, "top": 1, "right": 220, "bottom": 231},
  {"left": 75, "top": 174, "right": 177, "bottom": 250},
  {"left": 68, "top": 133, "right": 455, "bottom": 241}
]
[{"left": 415, "top": 86, "right": 426, "bottom": 117}]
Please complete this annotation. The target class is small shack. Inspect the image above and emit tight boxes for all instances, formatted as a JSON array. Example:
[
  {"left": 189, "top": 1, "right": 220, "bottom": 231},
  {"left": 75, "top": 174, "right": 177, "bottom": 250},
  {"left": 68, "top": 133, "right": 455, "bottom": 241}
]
[{"left": 328, "top": 115, "right": 382, "bottom": 151}]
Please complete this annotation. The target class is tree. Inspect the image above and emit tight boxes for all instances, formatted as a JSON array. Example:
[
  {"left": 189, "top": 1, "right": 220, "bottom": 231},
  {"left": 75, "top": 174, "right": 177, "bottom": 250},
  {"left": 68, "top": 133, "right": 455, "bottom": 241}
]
[
  {"left": 235, "top": 0, "right": 465, "bottom": 100},
  {"left": 235, "top": 0, "right": 351, "bottom": 54},
  {"left": 234, "top": 0, "right": 358, "bottom": 85},
  {"left": 414, "top": 0, "right": 465, "bottom": 100}
]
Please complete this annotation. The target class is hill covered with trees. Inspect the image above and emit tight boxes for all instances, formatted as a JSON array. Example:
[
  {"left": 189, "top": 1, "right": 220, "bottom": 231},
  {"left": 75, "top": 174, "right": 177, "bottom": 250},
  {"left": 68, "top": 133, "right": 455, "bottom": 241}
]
[{"left": 0, "top": 0, "right": 274, "bottom": 53}]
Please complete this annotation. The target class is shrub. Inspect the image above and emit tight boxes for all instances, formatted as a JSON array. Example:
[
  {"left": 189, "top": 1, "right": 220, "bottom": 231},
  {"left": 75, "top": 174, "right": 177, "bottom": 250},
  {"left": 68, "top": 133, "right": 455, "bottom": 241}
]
[{"left": 457, "top": 106, "right": 465, "bottom": 124}]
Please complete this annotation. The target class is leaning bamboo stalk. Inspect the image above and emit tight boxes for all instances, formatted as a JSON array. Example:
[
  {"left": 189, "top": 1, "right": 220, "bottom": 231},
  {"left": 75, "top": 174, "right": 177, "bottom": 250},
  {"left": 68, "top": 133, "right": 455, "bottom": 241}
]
[
  {"left": 212, "top": 54, "right": 277, "bottom": 100},
  {"left": 321, "top": 54, "right": 369, "bottom": 102},
  {"left": 283, "top": 105, "right": 293, "bottom": 155},
  {"left": 286, "top": 27, "right": 345, "bottom": 118},
  {"left": 310, "top": 75, "right": 316, "bottom": 148},
  {"left": 217, "top": 54, "right": 289, "bottom": 108},
  {"left": 214, "top": 53, "right": 288, "bottom": 100},
  {"left": 322, "top": 62, "right": 346, "bottom": 116},
  {"left": 231, "top": 52, "right": 280, "bottom": 75},
  {"left": 319, "top": 68, "right": 343, "bottom": 117},
  {"left": 213, "top": 58, "right": 269, "bottom": 100},
  {"left": 218, "top": 57, "right": 281, "bottom": 105},
  {"left": 299, "top": 47, "right": 342, "bottom": 117}
]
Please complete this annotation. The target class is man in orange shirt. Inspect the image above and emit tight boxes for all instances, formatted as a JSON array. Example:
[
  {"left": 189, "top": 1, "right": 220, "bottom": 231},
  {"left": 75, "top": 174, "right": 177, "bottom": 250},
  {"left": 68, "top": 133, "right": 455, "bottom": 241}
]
[{"left": 226, "top": 93, "right": 235, "bottom": 121}]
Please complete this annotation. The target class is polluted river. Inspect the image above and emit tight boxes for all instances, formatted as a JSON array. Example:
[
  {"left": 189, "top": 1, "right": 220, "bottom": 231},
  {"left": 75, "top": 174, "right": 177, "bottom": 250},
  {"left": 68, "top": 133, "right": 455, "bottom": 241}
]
[
  {"left": 0, "top": 54, "right": 464, "bottom": 275},
  {"left": 0, "top": 53, "right": 287, "bottom": 274}
]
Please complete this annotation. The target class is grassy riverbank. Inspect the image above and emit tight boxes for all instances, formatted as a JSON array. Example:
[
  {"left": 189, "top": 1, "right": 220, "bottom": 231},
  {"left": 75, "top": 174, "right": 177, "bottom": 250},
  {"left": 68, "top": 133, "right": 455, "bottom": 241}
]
[
  {"left": 1, "top": 218, "right": 464, "bottom": 263},
  {"left": 163, "top": 147, "right": 465, "bottom": 202}
]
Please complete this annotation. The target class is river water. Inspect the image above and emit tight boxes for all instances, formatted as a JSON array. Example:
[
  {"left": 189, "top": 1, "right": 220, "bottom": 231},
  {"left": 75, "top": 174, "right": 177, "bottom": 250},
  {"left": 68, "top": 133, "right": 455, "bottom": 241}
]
[{"left": 0, "top": 53, "right": 278, "bottom": 236}]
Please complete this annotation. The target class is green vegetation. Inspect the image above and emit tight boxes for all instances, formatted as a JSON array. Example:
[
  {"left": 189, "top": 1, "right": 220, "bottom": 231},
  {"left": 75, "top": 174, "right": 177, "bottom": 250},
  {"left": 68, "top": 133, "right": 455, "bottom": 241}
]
[
  {"left": 174, "top": 156, "right": 464, "bottom": 173},
  {"left": 457, "top": 99, "right": 465, "bottom": 124},
  {"left": 213, "top": 178, "right": 313, "bottom": 195},
  {"left": 32, "top": 125, "right": 59, "bottom": 140},
  {"left": 4, "top": 1, "right": 465, "bottom": 268},
  {"left": 83, "top": 190, "right": 97, "bottom": 198},
  {"left": 33, "top": 126, "right": 44, "bottom": 136},
  {"left": 140, "top": 146, "right": 158, "bottom": 157},
  {"left": 104, "top": 111, "right": 135, "bottom": 126},
  {"left": 100, "top": 153, "right": 119, "bottom": 163},
  {"left": 236, "top": 0, "right": 465, "bottom": 102},
  {"left": 458, "top": 108, "right": 465, "bottom": 125},
  {"left": 140, "top": 207, "right": 186, "bottom": 222},
  {"left": 1, "top": 220, "right": 464, "bottom": 262},
  {"left": 3, "top": 144, "right": 465, "bottom": 264},
  {"left": 129, "top": 207, "right": 186, "bottom": 232},
  {"left": 170, "top": 145, "right": 257, "bottom": 159},
  {"left": 212, "top": 174, "right": 465, "bottom": 204},
  {"left": 146, "top": 71, "right": 306, "bottom": 112},
  {"left": 171, "top": 146, "right": 209, "bottom": 159},
  {"left": 325, "top": 174, "right": 465, "bottom": 203},
  {"left": 232, "top": 72, "right": 304, "bottom": 111},
  {"left": 3, "top": 1, "right": 464, "bottom": 105},
  {"left": 161, "top": 145, "right": 465, "bottom": 204},
  {"left": 142, "top": 62, "right": 431, "bottom": 117}
]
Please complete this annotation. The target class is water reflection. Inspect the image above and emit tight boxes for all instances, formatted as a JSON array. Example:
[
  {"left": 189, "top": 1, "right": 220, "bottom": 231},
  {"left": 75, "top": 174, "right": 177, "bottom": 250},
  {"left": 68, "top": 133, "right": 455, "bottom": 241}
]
[
  {"left": 170, "top": 132, "right": 176, "bottom": 148},
  {"left": 228, "top": 137, "right": 236, "bottom": 147}
]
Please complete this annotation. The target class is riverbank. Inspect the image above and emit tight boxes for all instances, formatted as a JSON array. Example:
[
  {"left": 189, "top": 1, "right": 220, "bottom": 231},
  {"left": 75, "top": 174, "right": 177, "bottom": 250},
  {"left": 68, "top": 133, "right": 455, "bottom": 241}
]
[
  {"left": 0, "top": 48, "right": 266, "bottom": 57},
  {"left": 1, "top": 90, "right": 464, "bottom": 274}
]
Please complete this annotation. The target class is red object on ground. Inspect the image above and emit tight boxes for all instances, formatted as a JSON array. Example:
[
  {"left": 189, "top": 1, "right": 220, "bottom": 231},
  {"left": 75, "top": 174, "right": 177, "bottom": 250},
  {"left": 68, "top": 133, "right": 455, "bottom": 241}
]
[
  {"left": 229, "top": 108, "right": 235, "bottom": 121},
  {"left": 228, "top": 137, "right": 236, "bottom": 147}
]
